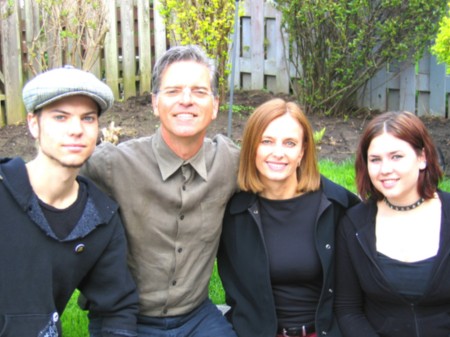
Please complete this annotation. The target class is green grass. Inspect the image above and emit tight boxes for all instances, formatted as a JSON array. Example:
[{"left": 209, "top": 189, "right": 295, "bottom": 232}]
[{"left": 60, "top": 160, "right": 450, "bottom": 337}]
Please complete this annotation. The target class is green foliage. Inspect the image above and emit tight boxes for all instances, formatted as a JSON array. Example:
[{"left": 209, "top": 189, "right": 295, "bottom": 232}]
[
  {"left": 26, "top": 0, "right": 109, "bottom": 74},
  {"left": 274, "top": 0, "right": 447, "bottom": 116},
  {"left": 432, "top": 2, "right": 450, "bottom": 74},
  {"left": 313, "top": 127, "right": 326, "bottom": 144},
  {"left": 0, "top": 0, "right": 15, "bottom": 18},
  {"left": 219, "top": 103, "right": 253, "bottom": 116},
  {"left": 61, "top": 291, "right": 88, "bottom": 337},
  {"left": 158, "top": 0, "right": 238, "bottom": 101}
]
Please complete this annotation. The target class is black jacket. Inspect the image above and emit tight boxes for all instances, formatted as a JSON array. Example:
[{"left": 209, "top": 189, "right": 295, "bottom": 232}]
[
  {"left": 218, "top": 176, "right": 359, "bottom": 337},
  {"left": 335, "top": 191, "right": 450, "bottom": 337},
  {"left": 0, "top": 157, "right": 138, "bottom": 337}
]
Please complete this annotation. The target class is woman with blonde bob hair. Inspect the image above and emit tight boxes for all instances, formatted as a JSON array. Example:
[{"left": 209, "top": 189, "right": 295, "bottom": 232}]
[{"left": 218, "top": 98, "right": 359, "bottom": 337}]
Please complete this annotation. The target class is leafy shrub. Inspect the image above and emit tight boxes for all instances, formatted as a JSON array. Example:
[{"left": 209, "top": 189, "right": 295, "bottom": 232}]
[
  {"left": 274, "top": 0, "right": 447, "bottom": 115},
  {"left": 432, "top": 2, "right": 450, "bottom": 74},
  {"left": 158, "top": 0, "right": 238, "bottom": 101}
]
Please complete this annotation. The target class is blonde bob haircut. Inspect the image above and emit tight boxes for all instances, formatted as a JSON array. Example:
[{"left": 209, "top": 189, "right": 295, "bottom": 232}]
[{"left": 238, "top": 98, "right": 321, "bottom": 194}]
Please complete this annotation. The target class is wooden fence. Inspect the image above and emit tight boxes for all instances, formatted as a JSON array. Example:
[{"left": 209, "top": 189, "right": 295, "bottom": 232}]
[{"left": 1, "top": 0, "right": 449, "bottom": 126}]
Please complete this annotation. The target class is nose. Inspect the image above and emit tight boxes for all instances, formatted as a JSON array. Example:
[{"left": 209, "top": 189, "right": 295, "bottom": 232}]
[
  {"left": 68, "top": 117, "right": 83, "bottom": 136},
  {"left": 379, "top": 159, "right": 393, "bottom": 174},
  {"left": 272, "top": 143, "right": 285, "bottom": 158},
  {"left": 179, "top": 88, "right": 193, "bottom": 104}
]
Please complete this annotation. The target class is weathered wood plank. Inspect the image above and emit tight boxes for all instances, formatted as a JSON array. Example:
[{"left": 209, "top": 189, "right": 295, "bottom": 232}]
[
  {"left": 104, "top": 1, "right": 120, "bottom": 98},
  {"left": 250, "top": 0, "right": 264, "bottom": 90},
  {"left": 429, "top": 54, "right": 446, "bottom": 116},
  {"left": 399, "top": 61, "right": 416, "bottom": 113},
  {"left": 137, "top": 0, "right": 151, "bottom": 95},
  {"left": 120, "top": 0, "right": 137, "bottom": 99},
  {"left": 153, "top": 0, "right": 167, "bottom": 64},
  {"left": 23, "top": 0, "right": 40, "bottom": 78},
  {"left": 1, "top": 0, "right": 24, "bottom": 124}
]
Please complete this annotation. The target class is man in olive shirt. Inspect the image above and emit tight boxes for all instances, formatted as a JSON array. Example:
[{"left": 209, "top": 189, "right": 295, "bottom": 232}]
[{"left": 82, "top": 45, "right": 239, "bottom": 336}]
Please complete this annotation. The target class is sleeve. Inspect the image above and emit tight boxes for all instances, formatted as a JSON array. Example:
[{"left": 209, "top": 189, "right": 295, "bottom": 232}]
[
  {"left": 334, "top": 215, "right": 380, "bottom": 337},
  {"left": 78, "top": 213, "right": 138, "bottom": 337},
  {"left": 80, "top": 143, "right": 115, "bottom": 197}
]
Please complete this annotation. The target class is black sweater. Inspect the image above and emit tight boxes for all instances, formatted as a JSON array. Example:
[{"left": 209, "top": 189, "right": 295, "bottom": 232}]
[
  {"left": 218, "top": 176, "right": 359, "bottom": 337},
  {"left": 335, "top": 191, "right": 450, "bottom": 337},
  {"left": 0, "top": 157, "right": 138, "bottom": 337}
]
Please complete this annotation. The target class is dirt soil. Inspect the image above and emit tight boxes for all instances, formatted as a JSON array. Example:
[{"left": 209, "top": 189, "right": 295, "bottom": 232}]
[{"left": 1, "top": 90, "right": 449, "bottom": 175}]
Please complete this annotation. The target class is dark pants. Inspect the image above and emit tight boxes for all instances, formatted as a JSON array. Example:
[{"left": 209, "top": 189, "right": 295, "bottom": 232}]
[{"left": 89, "top": 298, "right": 236, "bottom": 337}]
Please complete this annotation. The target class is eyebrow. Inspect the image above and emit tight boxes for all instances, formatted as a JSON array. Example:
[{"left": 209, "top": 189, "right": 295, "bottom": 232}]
[{"left": 368, "top": 150, "right": 402, "bottom": 157}]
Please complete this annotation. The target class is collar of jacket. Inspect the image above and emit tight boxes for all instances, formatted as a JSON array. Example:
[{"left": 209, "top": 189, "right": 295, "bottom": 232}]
[
  {"left": 0, "top": 157, "right": 118, "bottom": 226},
  {"left": 229, "top": 175, "right": 358, "bottom": 215}
]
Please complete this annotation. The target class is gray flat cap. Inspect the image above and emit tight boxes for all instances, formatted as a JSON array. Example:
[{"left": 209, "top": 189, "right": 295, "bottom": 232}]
[{"left": 22, "top": 65, "right": 114, "bottom": 115}]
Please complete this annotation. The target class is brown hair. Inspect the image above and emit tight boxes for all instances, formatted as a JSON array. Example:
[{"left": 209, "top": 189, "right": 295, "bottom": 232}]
[
  {"left": 238, "top": 98, "right": 320, "bottom": 193},
  {"left": 355, "top": 111, "right": 442, "bottom": 201}
]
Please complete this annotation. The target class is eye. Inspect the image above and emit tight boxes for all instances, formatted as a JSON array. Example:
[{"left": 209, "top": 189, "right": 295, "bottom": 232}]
[
  {"left": 191, "top": 88, "right": 211, "bottom": 98},
  {"left": 285, "top": 140, "right": 297, "bottom": 147},
  {"left": 392, "top": 154, "right": 403, "bottom": 160},
  {"left": 261, "top": 139, "right": 272, "bottom": 145},
  {"left": 369, "top": 157, "right": 380, "bottom": 163},
  {"left": 161, "top": 88, "right": 182, "bottom": 96},
  {"left": 83, "top": 115, "right": 97, "bottom": 123},
  {"left": 53, "top": 114, "right": 66, "bottom": 121}
]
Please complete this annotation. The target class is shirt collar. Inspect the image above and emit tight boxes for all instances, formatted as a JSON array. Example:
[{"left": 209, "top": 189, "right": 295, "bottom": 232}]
[{"left": 153, "top": 129, "right": 208, "bottom": 181}]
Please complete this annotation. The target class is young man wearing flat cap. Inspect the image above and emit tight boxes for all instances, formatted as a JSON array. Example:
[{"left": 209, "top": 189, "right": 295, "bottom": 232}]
[{"left": 0, "top": 66, "right": 138, "bottom": 337}]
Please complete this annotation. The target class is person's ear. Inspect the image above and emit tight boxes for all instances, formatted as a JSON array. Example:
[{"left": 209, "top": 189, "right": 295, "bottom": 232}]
[
  {"left": 27, "top": 113, "right": 39, "bottom": 139},
  {"left": 419, "top": 148, "right": 427, "bottom": 170},
  {"left": 152, "top": 94, "right": 159, "bottom": 117},
  {"left": 211, "top": 96, "right": 219, "bottom": 120}
]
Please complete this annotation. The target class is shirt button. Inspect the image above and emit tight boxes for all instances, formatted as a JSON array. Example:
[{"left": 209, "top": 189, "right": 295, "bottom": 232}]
[
  {"left": 172, "top": 280, "right": 177, "bottom": 286},
  {"left": 325, "top": 244, "right": 331, "bottom": 249},
  {"left": 180, "top": 214, "right": 184, "bottom": 220},
  {"left": 178, "top": 247, "right": 183, "bottom": 253},
  {"left": 163, "top": 309, "right": 168, "bottom": 314},
  {"left": 328, "top": 288, "right": 333, "bottom": 293},
  {"left": 182, "top": 185, "right": 186, "bottom": 191}
]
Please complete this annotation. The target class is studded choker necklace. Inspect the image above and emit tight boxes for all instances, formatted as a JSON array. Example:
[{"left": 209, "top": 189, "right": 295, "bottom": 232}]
[{"left": 383, "top": 197, "right": 425, "bottom": 211}]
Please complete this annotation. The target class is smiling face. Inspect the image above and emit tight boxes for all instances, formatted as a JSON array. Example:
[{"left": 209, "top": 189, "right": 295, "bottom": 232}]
[
  {"left": 152, "top": 61, "right": 219, "bottom": 148},
  {"left": 28, "top": 95, "right": 99, "bottom": 169},
  {"left": 255, "top": 113, "right": 305, "bottom": 191},
  {"left": 367, "top": 132, "right": 426, "bottom": 205}
]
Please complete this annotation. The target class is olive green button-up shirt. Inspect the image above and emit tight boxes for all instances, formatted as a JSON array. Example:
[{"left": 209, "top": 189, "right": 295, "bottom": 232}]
[{"left": 82, "top": 129, "right": 239, "bottom": 317}]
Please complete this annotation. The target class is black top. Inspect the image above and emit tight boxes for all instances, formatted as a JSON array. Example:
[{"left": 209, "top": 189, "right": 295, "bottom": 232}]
[
  {"left": 335, "top": 193, "right": 450, "bottom": 337},
  {"left": 260, "top": 190, "right": 322, "bottom": 328},
  {"left": 39, "top": 180, "right": 88, "bottom": 239},
  {"left": 377, "top": 252, "right": 435, "bottom": 300},
  {"left": 218, "top": 176, "right": 360, "bottom": 337}
]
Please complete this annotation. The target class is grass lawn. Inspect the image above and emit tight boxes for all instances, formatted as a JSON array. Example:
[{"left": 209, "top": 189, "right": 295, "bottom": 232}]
[{"left": 61, "top": 159, "right": 450, "bottom": 336}]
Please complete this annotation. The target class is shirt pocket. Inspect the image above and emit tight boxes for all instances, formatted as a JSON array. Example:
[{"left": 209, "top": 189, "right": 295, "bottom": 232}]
[{"left": 0, "top": 312, "right": 59, "bottom": 337}]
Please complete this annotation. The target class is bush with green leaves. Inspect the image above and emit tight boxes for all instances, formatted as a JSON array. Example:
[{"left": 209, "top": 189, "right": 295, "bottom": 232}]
[
  {"left": 274, "top": 0, "right": 447, "bottom": 115},
  {"left": 432, "top": 2, "right": 450, "bottom": 74},
  {"left": 158, "top": 0, "right": 237, "bottom": 100}
]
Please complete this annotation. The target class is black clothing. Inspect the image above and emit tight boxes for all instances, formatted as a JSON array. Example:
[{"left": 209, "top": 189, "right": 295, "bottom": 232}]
[
  {"left": 335, "top": 191, "right": 450, "bottom": 337},
  {"left": 0, "top": 157, "right": 138, "bottom": 337},
  {"left": 260, "top": 192, "right": 322, "bottom": 328},
  {"left": 218, "top": 176, "right": 360, "bottom": 337},
  {"left": 39, "top": 179, "right": 87, "bottom": 239}
]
